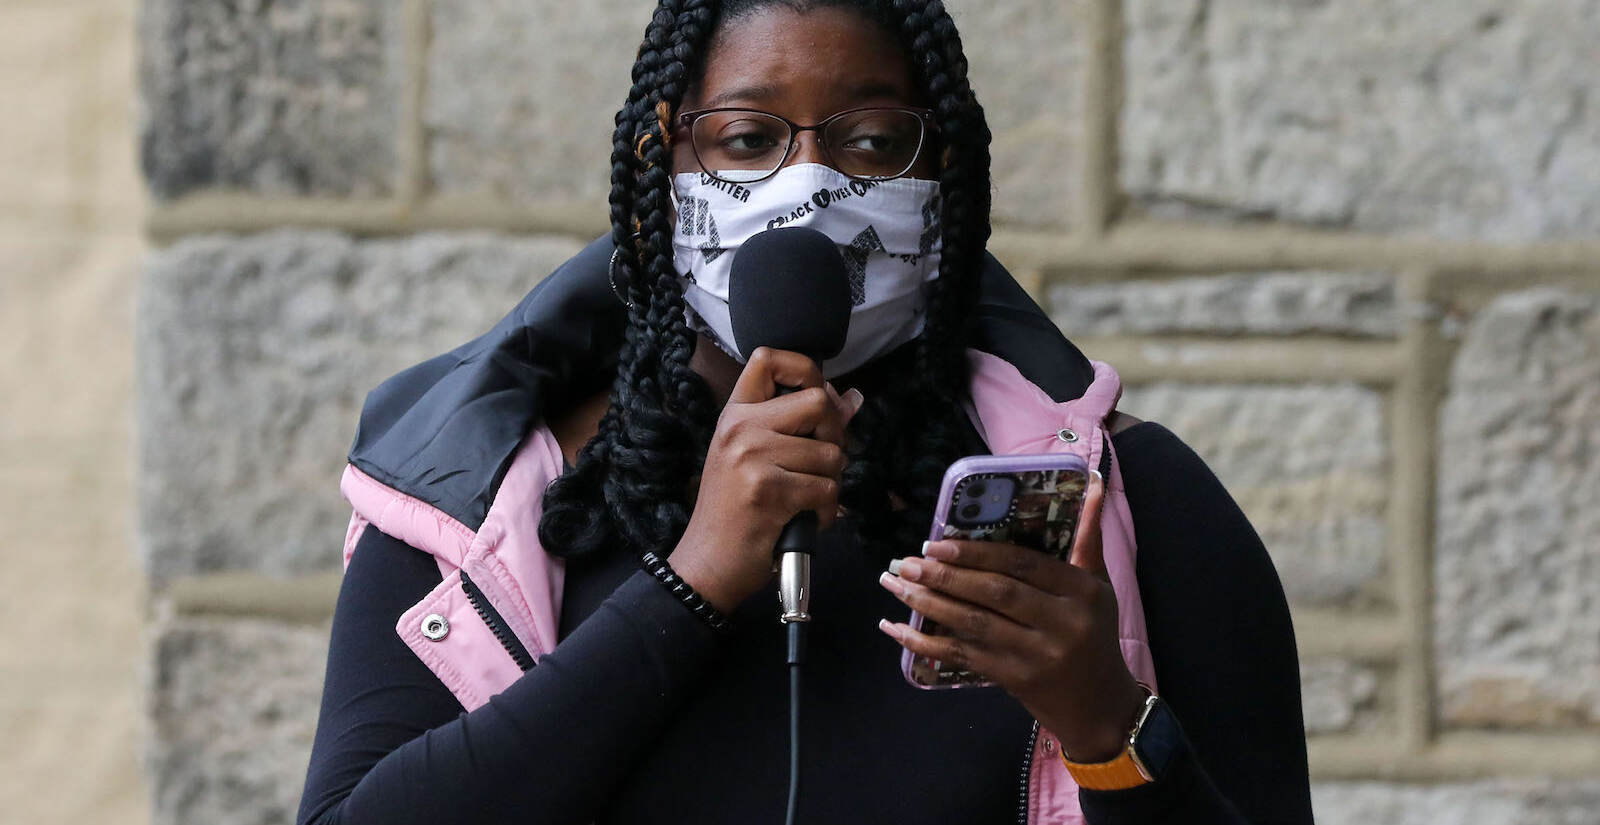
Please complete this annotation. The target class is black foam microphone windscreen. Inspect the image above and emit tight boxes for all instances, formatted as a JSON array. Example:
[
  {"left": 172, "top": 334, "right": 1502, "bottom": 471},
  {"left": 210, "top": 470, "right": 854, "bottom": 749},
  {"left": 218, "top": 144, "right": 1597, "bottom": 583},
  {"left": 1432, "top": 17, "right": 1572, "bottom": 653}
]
[{"left": 728, "top": 227, "right": 852, "bottom": 363}]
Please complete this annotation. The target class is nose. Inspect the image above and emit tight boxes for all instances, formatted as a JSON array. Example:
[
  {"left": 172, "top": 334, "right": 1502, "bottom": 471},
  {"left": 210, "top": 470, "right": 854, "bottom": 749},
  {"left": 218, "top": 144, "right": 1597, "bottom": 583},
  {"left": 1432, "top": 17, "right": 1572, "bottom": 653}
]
[{"left": 785, "top": 130, "right": 830, "bottom": 168}]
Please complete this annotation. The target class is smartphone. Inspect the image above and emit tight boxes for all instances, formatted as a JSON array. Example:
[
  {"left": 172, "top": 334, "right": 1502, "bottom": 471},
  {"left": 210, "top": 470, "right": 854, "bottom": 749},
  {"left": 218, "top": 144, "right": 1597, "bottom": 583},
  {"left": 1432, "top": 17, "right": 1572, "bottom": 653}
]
[{"left": 900, "top": 453, "right": 1091, "bottom": 690}]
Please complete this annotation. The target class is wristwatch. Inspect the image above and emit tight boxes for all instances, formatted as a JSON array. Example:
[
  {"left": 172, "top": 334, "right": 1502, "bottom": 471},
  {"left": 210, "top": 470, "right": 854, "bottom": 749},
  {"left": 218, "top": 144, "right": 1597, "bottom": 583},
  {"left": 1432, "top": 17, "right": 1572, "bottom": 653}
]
[{"left": 1060, "top": 684, "right": 1184, "bottom": 791}]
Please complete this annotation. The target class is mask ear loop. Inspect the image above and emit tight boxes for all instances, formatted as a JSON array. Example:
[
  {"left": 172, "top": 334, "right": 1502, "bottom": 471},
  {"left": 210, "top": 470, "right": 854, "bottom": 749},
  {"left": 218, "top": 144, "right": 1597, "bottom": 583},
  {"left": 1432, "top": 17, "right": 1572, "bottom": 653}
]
[{"left": 608, "top": 247, "right": 634, "bottom": 309}]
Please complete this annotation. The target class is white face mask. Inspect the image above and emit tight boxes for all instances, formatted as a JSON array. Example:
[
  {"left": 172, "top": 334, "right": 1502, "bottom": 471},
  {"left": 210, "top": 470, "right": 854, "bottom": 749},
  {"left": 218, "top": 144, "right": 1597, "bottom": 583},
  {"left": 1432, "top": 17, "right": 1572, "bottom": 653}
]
[{"left": 672, "top": 163, "right": 942, "bottom": 378}]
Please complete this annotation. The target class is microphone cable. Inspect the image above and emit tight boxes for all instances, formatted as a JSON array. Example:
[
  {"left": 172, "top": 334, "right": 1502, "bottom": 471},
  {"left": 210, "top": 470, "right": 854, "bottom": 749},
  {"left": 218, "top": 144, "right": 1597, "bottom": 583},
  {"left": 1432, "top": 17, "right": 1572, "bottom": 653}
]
[
  {"left": 784, "top": 621, "right": 806, "bottom": 825},
  {"left": 777, "top": 541, "right": 813, "bottom": 825}
]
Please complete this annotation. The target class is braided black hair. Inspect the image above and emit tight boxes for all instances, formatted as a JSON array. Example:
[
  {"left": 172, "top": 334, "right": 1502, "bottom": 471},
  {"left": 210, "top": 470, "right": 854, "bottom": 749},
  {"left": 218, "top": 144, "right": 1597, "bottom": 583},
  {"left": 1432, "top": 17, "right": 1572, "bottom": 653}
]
[{"left": 540, "top": 0, "right": 993, "bottom": 566}]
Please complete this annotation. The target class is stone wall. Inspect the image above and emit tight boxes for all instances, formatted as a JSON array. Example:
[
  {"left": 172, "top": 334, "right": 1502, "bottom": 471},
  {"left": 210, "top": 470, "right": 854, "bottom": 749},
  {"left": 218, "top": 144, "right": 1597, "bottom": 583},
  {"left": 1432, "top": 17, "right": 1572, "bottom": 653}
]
[
  {"left": 1, "top": 0, "right": 150, "bottom": 822},
  {"left": 134, "top": 1, "right": 1600, "bottom": 823}
]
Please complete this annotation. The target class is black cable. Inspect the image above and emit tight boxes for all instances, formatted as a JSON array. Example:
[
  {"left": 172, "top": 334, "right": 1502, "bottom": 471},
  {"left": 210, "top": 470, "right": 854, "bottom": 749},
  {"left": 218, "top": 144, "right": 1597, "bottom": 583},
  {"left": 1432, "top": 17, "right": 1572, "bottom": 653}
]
[{"left": 785, "top": 622, "right": 807, "bottom": 825}]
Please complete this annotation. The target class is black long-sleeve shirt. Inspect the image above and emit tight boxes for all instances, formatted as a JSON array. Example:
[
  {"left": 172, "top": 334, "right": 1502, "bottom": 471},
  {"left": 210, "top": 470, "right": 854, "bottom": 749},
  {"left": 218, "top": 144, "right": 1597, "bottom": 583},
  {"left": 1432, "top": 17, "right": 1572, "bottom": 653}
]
[{"left": 296, "top": 422, "right": 1313, "bottom": 824}]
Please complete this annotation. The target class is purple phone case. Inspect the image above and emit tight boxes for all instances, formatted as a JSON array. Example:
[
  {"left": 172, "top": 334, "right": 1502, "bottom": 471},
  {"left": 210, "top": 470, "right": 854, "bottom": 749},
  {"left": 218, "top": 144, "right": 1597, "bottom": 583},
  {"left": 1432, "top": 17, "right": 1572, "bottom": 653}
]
[{"left": 899, "top": 453, "right": 1090, "bottom": 690}]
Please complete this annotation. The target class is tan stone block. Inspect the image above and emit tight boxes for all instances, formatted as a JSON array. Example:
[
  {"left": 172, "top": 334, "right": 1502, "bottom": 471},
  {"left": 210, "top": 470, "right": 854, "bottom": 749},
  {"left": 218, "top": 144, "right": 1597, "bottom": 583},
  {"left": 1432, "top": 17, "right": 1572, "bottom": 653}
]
[
  {"left": 1313, "top": 780, "right": 1600, "bottom": 825},
  {"left": 147, "top": 617, "right": 327, "bottom": 825},
  {"left": 1118, "top": 382, "right": 1390, "bottom": 607},
  {"left": 136, "top": 231, "right": 584, "bottom": 585},
  {"left": 1435, "top": 288, "right": 1600, "bottom": 729},
  {"left": 0, "top": 6, "right": 95, "bottom": 223},
  {"left": 0, "top": 231, "right": 141, "bottom": 442},
  {"left": 1123, "top": 0, "right": 1600, "bottom": 240},
  {"left": 1301, "top": 658, "right": 1384, "bottom": 735}
]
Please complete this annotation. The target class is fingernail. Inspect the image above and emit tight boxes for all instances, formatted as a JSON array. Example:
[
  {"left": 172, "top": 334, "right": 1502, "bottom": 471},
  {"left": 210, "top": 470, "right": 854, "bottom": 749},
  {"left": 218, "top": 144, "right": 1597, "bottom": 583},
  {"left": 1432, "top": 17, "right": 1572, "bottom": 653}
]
[
  {"left": 878, "top": 571, "right": 906, "bottom": 596},
  {"left": 844, "top": 387, "right": 865, "bottom": 414},
  {"left": 923, "top": 541, "right": 957, "bottom": 561},
  {"left": 897, "top": 558, "right": 924, "bottom": 581},
  {"left": 887, "top": 559, "right": 903, "bottom": 576},
  {"left": 1089, "top": 469, "right": 1103, "bottom": 483},
  {"left": 877, "top": 618, "right": 900, "bottom": 639},
  {"left": 824, "top": 381, "right": 842, "bottom": 402}
]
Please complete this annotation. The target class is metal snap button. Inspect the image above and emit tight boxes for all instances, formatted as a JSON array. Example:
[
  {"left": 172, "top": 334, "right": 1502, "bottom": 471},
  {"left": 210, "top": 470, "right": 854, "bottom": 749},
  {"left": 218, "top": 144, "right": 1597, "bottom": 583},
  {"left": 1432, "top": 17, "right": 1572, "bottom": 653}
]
[
  {"left": 1057, "top": 428, "right": 1079, "bottom": 444},
  {"left": 1043, "top": 738, "right": 1057, "bottom": 755},
  {"left": 421, "top": 613, "right": 449, "bottom": 641}
]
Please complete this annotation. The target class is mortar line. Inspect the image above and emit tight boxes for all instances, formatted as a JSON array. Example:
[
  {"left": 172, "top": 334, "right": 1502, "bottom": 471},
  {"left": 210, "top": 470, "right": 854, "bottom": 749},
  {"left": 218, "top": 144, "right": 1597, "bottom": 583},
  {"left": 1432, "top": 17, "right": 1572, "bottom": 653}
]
[
  {"left": 1076, "top": 335, "right": 1405, "bottom": 384},
  {"left": 144, "top": 198, "right": 1600, "bottom": 277},
  {"left": 1390, "top": 267, "right": 1439, "bottom": 751},
  {"left": 1075, "top": 0, "right": 1124, "bottom": 236},
  {"left": 998, "top": 223, "right": 1600, "bottom": 277},
  {"left": 1309, "top": 732, "right": 1600, "bottom": 780},
  {"left": 396, "top": 0, "right": 431, "bottom": 213}
]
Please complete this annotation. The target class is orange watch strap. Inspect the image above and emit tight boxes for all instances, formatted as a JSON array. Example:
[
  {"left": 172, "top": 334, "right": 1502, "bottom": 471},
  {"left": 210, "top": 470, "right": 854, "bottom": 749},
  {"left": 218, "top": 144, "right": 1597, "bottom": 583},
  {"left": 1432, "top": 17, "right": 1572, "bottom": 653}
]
[
  {"left": 1060, "top": 746, "right": 1150, "bottom": 791},
  {"left": 1059, "top": 684, "right": 1159, "bottom": 791}
]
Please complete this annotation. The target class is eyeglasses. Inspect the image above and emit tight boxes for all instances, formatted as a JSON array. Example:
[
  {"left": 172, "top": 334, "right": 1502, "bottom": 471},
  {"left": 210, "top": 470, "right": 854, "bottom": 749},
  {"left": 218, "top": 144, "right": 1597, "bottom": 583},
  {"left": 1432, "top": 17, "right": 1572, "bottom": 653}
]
[{"left": 675, "top": 106, "right": 939, "bottom": 185}]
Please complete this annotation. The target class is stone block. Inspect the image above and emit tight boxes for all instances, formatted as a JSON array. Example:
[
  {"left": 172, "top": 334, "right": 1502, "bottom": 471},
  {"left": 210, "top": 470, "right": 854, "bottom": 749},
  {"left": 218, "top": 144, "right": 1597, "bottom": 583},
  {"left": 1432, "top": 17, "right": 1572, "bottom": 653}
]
[
  {"left": 427, "top": 0, "right": 1083, "bottom": 228},
  {"left": 1435, "top": 289, "right": 1600, "bottom": 728},
  {"left": 950, "top": 0, "right": 1085, "bottom": 228},
  {"left": 1313, "top": 780, "right": 1600, "bottom": 825},
  {"left": 1122, "top": 0, "right": 1600, "bottom": 240},
  {"left": 0, "top": 6, "right": 91, "bottom": 222},
  {"left": 137, "top": 231, "right": 585, "bottom": 586},
  {"left": 1050, "top": 272, "right": 1398, "bottom": 338},
  {"left": 1300, "top": 658, "right": 1381, "bottom": 735},
  {"left": 1118, "top": 383, "right": 1388, "bottom": 606},
  {"left": 425, "top": 0, "right": 650, "bottom": 208},
  {"left": 138, "top": 0, "right": 403, "bottom": 199},
  {"left": 147, "top": 617, "right": 327, "bottom": 825}
]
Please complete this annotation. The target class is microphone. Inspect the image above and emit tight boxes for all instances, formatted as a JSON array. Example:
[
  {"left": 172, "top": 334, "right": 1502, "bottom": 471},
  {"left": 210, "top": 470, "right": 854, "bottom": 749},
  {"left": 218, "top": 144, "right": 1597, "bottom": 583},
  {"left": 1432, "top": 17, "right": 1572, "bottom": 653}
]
[
  {"left": 728, "top": 227, "right": 852, "bottom": 626},
  {"left": 729, "top": 226, "right": 850, "bottom": 825}
]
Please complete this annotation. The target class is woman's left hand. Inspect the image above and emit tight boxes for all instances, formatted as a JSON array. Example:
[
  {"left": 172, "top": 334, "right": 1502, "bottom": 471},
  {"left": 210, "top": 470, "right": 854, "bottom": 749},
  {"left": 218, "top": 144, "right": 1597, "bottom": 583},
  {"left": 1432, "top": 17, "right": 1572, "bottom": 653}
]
[{"left": 877, "top": 471, "right": 1148, "bottom": 763}]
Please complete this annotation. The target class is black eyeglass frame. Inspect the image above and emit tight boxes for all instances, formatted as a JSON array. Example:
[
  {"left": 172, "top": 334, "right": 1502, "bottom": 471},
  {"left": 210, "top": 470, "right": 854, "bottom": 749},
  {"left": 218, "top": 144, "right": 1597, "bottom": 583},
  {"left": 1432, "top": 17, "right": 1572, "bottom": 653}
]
[{"left": 673, "top": 105, "right": 941, "bottom": 184}]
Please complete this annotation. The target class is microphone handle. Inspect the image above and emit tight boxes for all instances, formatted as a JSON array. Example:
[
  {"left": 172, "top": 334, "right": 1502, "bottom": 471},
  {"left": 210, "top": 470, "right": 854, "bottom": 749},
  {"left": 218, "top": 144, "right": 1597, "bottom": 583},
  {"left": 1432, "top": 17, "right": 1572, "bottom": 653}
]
[
  {"left": 773, "top": 381, "right": 819, "bottom": 624},
  {"left": 775, "top": 511, "right": 818, "bottom": 555},
  {"left": 773, "top": 380, "right": 822, "bottom": 558}
]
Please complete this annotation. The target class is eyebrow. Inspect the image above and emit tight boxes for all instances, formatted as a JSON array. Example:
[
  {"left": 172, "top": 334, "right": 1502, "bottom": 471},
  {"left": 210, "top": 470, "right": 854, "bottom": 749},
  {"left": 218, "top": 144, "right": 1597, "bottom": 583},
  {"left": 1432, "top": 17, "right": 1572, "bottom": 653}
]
[
  {"left": 703, "top": 84, "right": 781, "bottom": 108},
  {"left": 700, "top": 80, "right": 913, "bottom": 111}
]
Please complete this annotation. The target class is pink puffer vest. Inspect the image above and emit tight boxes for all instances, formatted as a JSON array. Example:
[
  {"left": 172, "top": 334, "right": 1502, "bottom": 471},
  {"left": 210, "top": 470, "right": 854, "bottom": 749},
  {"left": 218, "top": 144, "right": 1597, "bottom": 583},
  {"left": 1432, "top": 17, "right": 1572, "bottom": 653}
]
[{"left": 339, "top": 350, "right": 1156, "bottom": 824}]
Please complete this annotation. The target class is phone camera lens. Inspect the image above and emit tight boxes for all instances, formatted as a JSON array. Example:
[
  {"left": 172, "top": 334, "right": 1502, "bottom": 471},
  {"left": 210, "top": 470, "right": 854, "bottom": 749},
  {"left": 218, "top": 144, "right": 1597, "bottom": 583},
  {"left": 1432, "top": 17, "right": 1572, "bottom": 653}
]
[
  {"left": 959, "top": 503, "right": 982, "bottom": 521},
  {"left": 966, "top": 481, "right": 987, "bottom": 499}
]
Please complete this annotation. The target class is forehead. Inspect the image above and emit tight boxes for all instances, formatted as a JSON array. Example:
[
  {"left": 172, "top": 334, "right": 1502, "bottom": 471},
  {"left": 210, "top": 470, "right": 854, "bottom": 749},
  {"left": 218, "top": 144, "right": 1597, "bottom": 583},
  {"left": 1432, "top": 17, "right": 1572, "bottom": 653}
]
[{"left": 691, "top": 6, "right": 917, "bottom": 114}]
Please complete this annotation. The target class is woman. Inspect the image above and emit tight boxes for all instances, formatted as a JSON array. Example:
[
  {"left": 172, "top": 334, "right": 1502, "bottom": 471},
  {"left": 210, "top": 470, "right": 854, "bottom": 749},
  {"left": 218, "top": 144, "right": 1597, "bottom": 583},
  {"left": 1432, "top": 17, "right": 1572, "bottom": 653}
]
[{"left": 297, "top": 1, "right": 1313, "bottom": 823}]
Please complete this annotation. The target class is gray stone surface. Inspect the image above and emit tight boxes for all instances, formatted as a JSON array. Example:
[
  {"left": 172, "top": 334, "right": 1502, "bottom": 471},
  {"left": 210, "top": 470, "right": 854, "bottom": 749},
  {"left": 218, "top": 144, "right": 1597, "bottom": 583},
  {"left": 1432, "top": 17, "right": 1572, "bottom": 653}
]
[
  {"left": 950, "top": 0, "right": 1084, "bottom": 228},
  {"left": 1119, "top": 383, "right": 1388, "bottom": 606},
  {"left": 138, "top": 0, "right": 403, "bottom": 199},
  {"left": 1312, "top": 780, "right": 1600, "bottom": 825},
  {"left": 1301, "top": 658, "right": 1381, "bottom": 735},
  {"left": 425, "top": 0, "right": 647, "bottom": 208},
  {"left": 1050, "top": 272, "right": 1398, "bottom": 338},
  {"left": 1435, "top": 289, "right": 1600, "bottom": 728},
  {"left": 426, "top": 0, "right": 1083, "bottom": 228},
  {"left": 137, "top": 231, "right": 585, "bottom": 586},
  {"left": 147, "top": 618, "right": 327, "bottom": 825},
  {"left": 1122, "top": 0, "right": 1600, "bottom": 240}
]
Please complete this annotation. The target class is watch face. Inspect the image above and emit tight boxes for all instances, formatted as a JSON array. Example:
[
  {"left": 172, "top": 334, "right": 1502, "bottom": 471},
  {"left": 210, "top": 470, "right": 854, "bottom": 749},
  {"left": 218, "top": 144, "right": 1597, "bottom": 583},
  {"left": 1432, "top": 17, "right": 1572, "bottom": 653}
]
[{"left": 1131, "top": 698, "right": 1185, "bottom": 781}]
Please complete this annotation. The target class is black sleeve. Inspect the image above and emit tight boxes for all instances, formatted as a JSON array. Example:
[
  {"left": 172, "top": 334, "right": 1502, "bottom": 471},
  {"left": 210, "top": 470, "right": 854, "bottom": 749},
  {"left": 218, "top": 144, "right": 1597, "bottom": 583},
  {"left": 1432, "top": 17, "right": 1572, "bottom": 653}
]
[
  {"left": 296, "top": 526, "right": 726, "bottom": 825},
  {"left": 1079, "top": 422, "right": 1314, "bottom": 825}
]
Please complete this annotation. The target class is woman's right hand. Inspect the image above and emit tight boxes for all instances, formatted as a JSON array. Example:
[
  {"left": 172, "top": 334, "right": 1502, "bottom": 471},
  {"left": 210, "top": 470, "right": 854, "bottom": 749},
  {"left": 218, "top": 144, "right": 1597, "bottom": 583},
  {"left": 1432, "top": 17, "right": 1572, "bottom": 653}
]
[{"left": 668, "top": 347, "right": 864, "bottom": 613}]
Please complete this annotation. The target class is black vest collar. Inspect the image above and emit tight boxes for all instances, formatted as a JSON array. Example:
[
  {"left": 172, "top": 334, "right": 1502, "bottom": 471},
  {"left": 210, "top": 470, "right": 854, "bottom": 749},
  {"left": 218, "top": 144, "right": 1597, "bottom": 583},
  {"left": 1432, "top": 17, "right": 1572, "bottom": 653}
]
[{"left": 349, "top": 235, "right": 1094, "bottom": 530}]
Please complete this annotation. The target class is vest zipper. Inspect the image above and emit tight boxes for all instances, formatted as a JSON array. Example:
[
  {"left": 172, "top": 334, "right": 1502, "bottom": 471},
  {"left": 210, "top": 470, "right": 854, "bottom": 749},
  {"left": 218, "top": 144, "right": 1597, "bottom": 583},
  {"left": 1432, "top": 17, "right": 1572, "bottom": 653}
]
[
  {"left": 1016, "top": 719, "right": 1039, "bottom": 825},
  {"left": 459, "top": 569, "right": 536, "bottom": 672},
  {"left": 1014, "top": 439, "right": 1110, "bottom": 825}
]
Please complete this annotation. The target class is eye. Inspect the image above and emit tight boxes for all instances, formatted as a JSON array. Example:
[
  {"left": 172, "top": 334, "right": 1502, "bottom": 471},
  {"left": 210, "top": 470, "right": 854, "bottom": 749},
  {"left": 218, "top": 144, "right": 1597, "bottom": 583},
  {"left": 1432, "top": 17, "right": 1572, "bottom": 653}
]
[
  {"left": 703, "top": 116, "right": 788, "bottom": 158},
  {"left": 842, "top": 133, "right": 900, "bottom": 154},
  {"left": 827, "top": 110, "right": 921, "bottom": 161},
  {"left": 720, "top": 129, "right": 780, "bottom": 153}
]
